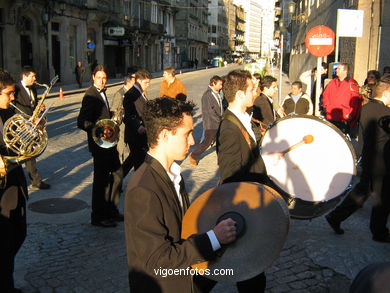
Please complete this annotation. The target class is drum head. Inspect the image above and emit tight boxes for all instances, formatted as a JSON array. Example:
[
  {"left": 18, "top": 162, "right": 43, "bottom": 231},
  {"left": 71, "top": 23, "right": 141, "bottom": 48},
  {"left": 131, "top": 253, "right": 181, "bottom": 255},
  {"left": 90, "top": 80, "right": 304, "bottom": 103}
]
[
  {"left": 261, "top": 115, "right": 356, "bottom": 203},
  {"left": 182, "top": 182, "right": 290, "bottom": 282}
]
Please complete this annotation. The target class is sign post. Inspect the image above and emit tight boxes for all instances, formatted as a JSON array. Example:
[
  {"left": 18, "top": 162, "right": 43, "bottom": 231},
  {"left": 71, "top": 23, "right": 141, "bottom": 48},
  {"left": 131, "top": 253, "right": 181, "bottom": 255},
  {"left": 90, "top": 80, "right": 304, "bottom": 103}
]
[
  {"left": 335, "top": 9, "right": 364, "bottom": 63},
  {"left": 305, "top": 25, "right": 335, "bottom": 116}
]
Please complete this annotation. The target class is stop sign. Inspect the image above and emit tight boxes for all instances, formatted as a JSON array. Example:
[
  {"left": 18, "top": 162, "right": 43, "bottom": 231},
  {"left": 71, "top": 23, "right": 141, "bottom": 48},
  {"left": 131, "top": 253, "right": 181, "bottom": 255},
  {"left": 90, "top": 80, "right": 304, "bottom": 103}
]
[{"left": 305, "top": 26, "right": 335, "bottom": 57}]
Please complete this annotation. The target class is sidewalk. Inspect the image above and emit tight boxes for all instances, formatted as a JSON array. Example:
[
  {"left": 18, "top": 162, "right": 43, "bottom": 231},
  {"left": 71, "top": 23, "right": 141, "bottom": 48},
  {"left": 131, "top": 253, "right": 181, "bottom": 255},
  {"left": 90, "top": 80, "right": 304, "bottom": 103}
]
[{"left": 40, "top": 65, "right": 211, "bottom": 98}]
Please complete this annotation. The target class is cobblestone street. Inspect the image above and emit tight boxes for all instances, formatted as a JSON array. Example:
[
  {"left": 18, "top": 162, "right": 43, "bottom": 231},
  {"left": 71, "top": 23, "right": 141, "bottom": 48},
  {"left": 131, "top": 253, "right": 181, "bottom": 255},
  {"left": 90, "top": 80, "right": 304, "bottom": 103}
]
[{"left": 14, "top": 66, "right": 390, "bottom": 293}]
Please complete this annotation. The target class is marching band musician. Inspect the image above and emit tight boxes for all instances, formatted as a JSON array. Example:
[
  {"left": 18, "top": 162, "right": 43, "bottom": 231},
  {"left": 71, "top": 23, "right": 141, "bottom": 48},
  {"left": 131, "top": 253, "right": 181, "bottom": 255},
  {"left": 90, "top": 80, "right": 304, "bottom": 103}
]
[
  {"left": 205, "top": 70, "right": 282, "bottom": 293},
  {"left": 14, "top": 66, "right": 50, "bottom": 190},
  {"left": 77, "top": 65, "right": 123, "bottom": 228},
  {"left": 110, "top": 72, "right": 136, "bottom": 164},
  {"left": 122, "top": 69, "right": 152, "bottom": 177},
  {"left": 0, "top": 70, "right": 28, "bottom": 293}
]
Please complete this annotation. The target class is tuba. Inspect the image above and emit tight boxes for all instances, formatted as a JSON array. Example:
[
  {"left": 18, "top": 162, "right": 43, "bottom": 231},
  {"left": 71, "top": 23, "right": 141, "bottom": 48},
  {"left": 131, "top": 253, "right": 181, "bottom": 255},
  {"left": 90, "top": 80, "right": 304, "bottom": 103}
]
[
  {"left": 92, "top": 107, "right": 123, "bottom": 148},
  {"left": 0, "top": 76, "right": 58, "bottom": 186}
]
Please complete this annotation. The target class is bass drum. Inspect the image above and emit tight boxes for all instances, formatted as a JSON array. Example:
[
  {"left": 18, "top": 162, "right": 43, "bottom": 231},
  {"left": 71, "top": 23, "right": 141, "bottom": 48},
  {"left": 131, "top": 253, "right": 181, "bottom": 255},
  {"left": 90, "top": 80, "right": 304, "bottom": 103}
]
[{"left": 261, "top": 115, "right": 357, "bottom": 219}]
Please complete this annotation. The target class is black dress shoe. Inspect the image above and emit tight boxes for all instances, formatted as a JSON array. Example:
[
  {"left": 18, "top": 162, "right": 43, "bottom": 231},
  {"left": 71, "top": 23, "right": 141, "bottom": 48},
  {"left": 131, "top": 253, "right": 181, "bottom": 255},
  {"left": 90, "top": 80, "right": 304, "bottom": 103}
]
[
  {"left": 32, "top": 182, "right": 51, "bottom": 190},
  {"left": 372, "top": 234, "right": 390, "bottom": 243},
  {"left": 91, "top": 219, "right": 117, "bottom": 228},
  {"left": 325, "top": 215, "right": 344, "bottom": 234},
  {"left": 111, "top": 213, "right": 124, "bottom": 222}
]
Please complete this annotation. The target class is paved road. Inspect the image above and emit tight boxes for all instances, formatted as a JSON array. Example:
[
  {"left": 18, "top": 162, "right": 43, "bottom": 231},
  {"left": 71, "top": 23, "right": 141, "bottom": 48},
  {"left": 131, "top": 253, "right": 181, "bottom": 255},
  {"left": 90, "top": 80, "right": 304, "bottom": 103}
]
[{"left": 14, "top": 65, "right": 390, "bottom": 293}]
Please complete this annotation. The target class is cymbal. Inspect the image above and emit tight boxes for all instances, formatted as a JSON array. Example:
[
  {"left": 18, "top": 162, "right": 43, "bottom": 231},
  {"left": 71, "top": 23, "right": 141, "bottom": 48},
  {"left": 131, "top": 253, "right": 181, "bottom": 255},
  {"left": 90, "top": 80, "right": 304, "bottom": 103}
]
[{"left": 182, "top": 182, "right": 290, "bottom": 282}]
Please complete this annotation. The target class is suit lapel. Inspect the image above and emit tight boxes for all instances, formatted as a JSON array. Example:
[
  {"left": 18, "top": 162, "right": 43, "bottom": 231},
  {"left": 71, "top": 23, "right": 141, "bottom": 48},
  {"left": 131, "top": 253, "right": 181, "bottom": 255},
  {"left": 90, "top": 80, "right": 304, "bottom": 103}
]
[
  {"left": 224, "top": 109, "right": 256, "bottom": 148},
  {"left": 146, "top": 155, "right": 185, "bottom": 219},
  {"left": 91, "top": 86, "right": 110, "bottom": 116}
]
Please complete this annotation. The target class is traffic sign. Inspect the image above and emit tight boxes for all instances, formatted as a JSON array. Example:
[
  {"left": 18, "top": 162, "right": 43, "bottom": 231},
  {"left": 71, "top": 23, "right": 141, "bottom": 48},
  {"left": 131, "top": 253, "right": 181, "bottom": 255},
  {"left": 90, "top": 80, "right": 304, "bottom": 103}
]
[{"left": 305, "top": 26, "right": 335, "bottom": 57}]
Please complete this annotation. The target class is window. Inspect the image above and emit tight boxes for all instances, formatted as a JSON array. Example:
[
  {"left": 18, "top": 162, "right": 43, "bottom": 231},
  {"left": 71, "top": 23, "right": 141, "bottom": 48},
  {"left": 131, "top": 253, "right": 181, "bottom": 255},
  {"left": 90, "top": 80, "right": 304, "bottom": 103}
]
[
  {"left": 212, "top": 25, "right": 216, "bottom": 33},
  {"left": 151, "top": 2, "right": 158, "bottom": 23}
]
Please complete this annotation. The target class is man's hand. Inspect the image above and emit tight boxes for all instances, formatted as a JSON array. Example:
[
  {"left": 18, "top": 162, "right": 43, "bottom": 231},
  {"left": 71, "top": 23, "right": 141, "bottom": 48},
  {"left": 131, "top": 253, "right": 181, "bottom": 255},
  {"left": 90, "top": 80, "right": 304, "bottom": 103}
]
[{"left": 213, "top": 218, "right": 236, "bottom": 245}]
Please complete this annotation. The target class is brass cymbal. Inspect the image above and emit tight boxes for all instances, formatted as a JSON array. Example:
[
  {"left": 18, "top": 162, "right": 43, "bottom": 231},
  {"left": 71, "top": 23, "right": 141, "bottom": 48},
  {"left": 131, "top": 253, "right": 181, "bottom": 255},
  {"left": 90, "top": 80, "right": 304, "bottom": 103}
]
[{"left": 182, "top": 182, "right": 290, "bottom": 282}]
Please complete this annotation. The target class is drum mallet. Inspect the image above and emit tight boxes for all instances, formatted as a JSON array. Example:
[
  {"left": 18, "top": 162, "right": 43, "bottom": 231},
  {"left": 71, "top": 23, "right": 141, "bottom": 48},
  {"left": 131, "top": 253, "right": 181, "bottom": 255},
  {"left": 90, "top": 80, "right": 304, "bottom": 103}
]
[{"left": 281, "top": 135, "right": 314, "bottom": 157}]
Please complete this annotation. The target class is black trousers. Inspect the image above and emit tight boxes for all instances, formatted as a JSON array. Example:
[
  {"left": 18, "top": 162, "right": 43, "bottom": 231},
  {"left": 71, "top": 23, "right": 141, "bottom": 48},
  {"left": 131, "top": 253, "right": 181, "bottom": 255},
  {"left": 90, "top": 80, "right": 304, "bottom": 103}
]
[
  {"left": 191, "top": 129, "right": 218, "bottom": 160},
  {"left": 0, "top": 188, "right": 27, "bottom": 292},
  {"left": 123, "top": 133, "right": 148, "bottom": 177},
  {"left": 328, "top": 173, "right": 390, "bottom": 238},
  {"left": 91, "top": 149, "right": 123, "bottom": 222},
  {"left": 194, "top": 272, "right": 266, "bottom": 293}
]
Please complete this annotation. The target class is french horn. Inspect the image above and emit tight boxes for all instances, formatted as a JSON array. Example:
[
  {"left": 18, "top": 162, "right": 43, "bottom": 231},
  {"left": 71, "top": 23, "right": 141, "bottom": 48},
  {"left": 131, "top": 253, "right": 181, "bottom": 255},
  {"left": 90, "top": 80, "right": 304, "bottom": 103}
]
[{"left": 0, "top": 76, "right": 58, "bottom": 187}]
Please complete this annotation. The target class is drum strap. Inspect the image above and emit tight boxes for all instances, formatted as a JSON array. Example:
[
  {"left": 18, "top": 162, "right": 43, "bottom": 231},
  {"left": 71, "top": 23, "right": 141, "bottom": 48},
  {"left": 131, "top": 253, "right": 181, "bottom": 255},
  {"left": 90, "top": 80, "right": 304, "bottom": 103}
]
[{"left": 223, "top": 114, "right": 252, "bottom": 148}]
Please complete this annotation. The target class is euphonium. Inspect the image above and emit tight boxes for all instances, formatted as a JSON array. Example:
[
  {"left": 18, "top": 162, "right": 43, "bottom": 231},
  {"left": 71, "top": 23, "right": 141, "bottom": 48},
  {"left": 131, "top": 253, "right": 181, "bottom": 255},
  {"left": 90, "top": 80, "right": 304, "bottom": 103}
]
[
  {"left": 2, "top": 75, "right": 58, "bottom": 167},
  {"left": 92, "top": 108, "right": 123, "bottom": 148}
]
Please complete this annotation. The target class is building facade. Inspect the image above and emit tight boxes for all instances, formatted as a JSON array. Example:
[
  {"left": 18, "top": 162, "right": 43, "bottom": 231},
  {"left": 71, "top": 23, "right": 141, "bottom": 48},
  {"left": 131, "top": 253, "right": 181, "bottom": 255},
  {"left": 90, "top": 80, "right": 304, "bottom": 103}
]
[
  {"left": 175, "top": 0, "right": 208, "bottom": 67},
  {"left": 0, "top": 0, "right": 178, "bottom": 84},
  {"left": 288, "top": 0, "right": 390, "bottom": 85}
]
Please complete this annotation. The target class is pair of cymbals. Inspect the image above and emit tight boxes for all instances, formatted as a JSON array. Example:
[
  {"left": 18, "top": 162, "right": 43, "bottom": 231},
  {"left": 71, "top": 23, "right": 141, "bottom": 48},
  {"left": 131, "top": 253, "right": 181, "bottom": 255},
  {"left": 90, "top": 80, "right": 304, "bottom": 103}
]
[{"left": 182, "top": 182, "right": 290, "bottom": 282}]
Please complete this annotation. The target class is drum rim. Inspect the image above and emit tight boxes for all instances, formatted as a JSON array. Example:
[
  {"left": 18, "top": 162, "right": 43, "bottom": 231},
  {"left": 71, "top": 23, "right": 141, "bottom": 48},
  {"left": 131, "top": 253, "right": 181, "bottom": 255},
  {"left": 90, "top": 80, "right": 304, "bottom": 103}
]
[{"left": 261, "top": 114, "right": 357, "bottom": 176}]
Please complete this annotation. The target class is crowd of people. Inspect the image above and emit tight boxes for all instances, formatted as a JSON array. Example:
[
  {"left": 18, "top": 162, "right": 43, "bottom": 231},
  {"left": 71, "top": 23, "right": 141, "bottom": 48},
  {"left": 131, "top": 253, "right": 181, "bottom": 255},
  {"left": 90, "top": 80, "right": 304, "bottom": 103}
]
[{"left": 0, "top": 61, "right": 390, "bottom": 293}]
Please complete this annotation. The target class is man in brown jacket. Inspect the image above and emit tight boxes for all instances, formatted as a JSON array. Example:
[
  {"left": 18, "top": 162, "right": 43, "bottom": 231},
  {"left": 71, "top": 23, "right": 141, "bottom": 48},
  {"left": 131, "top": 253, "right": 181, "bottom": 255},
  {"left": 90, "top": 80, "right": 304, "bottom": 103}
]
[{"left": 160, "top": 67, "right": 187, "bottom": 101}]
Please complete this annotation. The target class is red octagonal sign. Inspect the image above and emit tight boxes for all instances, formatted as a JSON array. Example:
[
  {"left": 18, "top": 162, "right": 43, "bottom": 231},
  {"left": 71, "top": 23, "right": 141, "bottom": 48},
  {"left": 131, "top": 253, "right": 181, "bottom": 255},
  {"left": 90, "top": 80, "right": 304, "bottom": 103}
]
[{"left": 305, "top": 25, "right": 335, "bottom": 57}]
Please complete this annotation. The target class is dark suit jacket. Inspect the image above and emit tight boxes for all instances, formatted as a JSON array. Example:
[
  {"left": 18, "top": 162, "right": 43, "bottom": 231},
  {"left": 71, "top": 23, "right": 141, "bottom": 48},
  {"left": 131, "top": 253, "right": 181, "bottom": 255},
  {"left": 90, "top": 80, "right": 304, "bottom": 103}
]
[
  {"left": 111, "top": 86, "right": 127, "bottom": 114},
  {"left": 253, "top": 93, "right": 276, "bottom": 127},
  {"left": 360, "top": 99, "right": 390, "bottom": 176},
  {"left": 216, "top": 109, "right": 267, "bottom": 184},
  {"left": 201, "top": 87, "right": 223, "bottom": 130},
  {"left": 0, "top": 109, "right": 28, "bottom": 262},
  {"left": 14, "top": 81, "right": 38, "bottom": 116},
  {"left": 125, "top": 155, "right": 215, "bottom": 293},
  {"left": 77, "top": 85, "right": 114, "bottom": 155},
  {"left": 123, "top": 85, "right": 147, "bottom": 147}
]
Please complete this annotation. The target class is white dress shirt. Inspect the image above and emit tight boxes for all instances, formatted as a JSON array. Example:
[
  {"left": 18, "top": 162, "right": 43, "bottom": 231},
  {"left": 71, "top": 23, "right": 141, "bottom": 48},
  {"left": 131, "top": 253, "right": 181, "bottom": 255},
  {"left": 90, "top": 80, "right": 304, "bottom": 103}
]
[{"left": 228, "top": 107, "right": 257, "bottom": 142}]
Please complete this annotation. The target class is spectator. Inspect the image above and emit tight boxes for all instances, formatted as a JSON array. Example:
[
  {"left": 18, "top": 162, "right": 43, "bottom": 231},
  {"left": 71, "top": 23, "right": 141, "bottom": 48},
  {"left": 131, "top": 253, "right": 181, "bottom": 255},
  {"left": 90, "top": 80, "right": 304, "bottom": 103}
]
[
  {"left": 160, "top": 67, "right": 187, "bottom": 101},
  {"left": 279, "top": 81, "right": 313, "bottom": 116},
  {"left": 321, "top": 63, "right": 362, "bottom": 134},
  {"left": 75, "top": 61, "right": 86, "bottom": 88}
]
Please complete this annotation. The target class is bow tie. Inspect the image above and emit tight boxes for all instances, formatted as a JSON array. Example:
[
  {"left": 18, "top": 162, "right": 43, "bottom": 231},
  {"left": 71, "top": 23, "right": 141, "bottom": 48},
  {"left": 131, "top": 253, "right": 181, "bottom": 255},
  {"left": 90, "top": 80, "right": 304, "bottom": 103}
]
[{"left": 99, "top": 88, "right": 107, "bottom": 94}]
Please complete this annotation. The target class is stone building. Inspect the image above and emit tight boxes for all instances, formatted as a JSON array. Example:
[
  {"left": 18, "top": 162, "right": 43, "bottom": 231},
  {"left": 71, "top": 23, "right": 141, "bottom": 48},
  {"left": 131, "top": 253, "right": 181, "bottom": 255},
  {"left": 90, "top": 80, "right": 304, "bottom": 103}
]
[
  {"left": 0, "top": 0, "right": 178, "bottom": 84},
  {"left": 288, "top": 0, "right": 390, "bottom": 84},
  {"left": 207, "top": 0, "right": 229, "bottom": 59},
  {"left": 175, "top": 0, "right": 208, "bottom": 67}
]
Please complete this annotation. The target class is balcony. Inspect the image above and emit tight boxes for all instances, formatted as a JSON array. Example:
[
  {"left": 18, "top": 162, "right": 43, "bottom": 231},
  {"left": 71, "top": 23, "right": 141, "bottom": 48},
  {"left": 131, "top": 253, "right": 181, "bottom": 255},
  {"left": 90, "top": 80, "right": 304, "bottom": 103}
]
[{"left": 139, "top": 20, "right": 164, "bottom": 35}]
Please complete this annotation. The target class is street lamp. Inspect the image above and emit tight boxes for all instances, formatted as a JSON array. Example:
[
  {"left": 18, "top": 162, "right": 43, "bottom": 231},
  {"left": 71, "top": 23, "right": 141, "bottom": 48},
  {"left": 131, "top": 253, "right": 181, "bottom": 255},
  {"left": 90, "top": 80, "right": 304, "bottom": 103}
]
[{"left": 288, "top": 1, "right": 305, "bottom": 21}]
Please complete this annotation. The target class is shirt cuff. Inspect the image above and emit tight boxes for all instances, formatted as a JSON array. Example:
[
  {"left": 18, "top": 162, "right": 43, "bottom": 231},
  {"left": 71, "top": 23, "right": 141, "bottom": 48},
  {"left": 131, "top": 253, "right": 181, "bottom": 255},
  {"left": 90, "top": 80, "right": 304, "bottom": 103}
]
[{"left": 206, "top": 230, "right": 221, "bottom": 251}]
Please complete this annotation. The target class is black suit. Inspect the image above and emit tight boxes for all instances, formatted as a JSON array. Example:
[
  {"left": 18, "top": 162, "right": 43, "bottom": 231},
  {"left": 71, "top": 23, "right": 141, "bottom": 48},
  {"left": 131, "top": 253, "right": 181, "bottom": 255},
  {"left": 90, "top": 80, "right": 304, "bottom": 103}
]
[
  {"left": 77, "top": 86, "right": 123, "bottom": 222},
  {"left": 14, "top": 82, "right": 43, "bottom": 186},
  {"left": 209, "top": 109, "right": 267, "bottom": 293},
  {"left": 122, "top": 85, "right": 148, "bottom": 175},
  {"left": 327, "top": 99, "right": 390, "bottom": 238},
  {"left": 125, "top": 155, "right": 215, "bottom": 293},
  {"left": 217, "top": 109, "right": 268, "bottom": 185},
  {"left": 253, "top": 94, "right": 276, "bottom": 128},
  {"left": 0, "top": 109, "right": 28, "bottom": 292}
]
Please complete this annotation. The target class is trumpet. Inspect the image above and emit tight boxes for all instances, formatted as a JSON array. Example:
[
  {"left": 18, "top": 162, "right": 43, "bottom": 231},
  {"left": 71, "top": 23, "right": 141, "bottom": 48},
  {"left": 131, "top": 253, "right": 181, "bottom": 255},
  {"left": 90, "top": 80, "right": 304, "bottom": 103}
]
[
  {"left": 92, "top": 108, "right": 123, "bottom": 148},
  {"left": 0, "top": 76, "right": 58, "bottom": 186}
]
